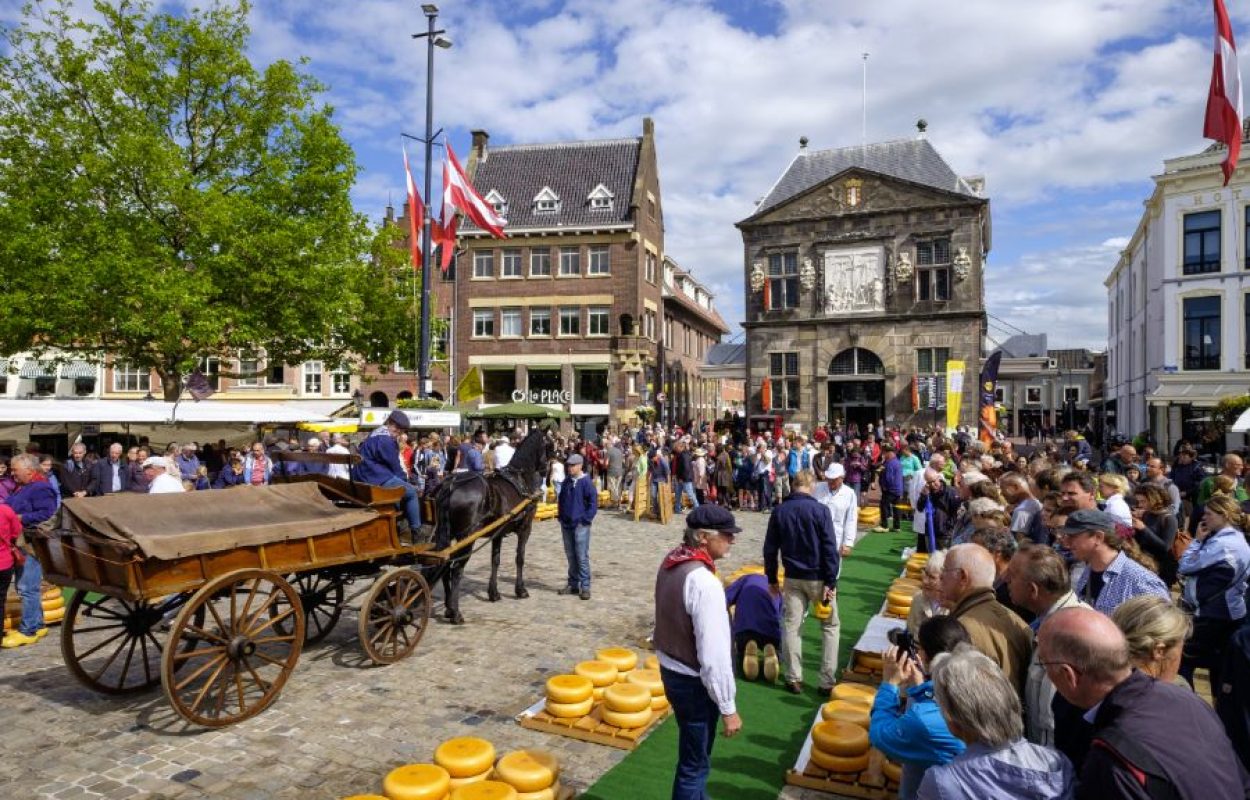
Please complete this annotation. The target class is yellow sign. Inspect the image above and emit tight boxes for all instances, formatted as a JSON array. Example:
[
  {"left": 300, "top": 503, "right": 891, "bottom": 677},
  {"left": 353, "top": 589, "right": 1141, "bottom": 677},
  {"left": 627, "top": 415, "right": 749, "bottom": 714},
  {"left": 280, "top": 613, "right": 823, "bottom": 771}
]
[
  {"left": 455, "top": 366, "right": 484, "bottom": 403},
  {"left": 945, "top": 360, "right": 965, "bottom": 430}
]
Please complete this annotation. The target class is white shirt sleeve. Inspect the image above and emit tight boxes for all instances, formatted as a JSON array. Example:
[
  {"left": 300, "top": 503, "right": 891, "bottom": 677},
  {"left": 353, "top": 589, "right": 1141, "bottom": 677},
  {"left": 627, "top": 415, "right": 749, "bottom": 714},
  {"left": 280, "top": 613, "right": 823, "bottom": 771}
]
[
  {"left": 684, "top": 567, "right": 737, "bottom": 716},
  {"left": 839, "top": 488, "right": 858, "bottom": 549}
]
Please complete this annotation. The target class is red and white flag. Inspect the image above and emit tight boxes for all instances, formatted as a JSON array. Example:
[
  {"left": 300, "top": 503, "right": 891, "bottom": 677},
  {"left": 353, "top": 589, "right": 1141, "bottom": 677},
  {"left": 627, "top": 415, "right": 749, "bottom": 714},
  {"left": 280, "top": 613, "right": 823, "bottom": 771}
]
[
  {"left": 432, "top": 211, "right": 458, "bottom": 274},
  {"left": 1205, "top": 0, "right": 1244, "bottom": 185},
  {"left": 443, "top": 142, "right": 507, "bottom": 238},
  {"left": 402, "top": 145, "right": 425, "bottom": 269}
]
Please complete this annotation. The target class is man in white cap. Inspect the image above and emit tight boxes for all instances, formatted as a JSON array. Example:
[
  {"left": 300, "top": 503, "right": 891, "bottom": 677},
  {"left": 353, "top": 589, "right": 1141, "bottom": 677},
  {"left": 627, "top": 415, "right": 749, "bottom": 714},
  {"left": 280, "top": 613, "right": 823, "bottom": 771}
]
[
  {"left": 813, "top": 462, "right": 858, "bottom": 558},
  {"left": 143, "top": 456, "right": 185, "bottom": 494}
]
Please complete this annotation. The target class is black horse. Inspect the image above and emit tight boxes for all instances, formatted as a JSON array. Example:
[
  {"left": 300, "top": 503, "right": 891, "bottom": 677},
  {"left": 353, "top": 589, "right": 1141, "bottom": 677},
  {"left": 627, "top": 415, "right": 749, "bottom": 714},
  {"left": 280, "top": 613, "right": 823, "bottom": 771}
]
[{"left": 432, "top": 428, "right": 552, "bottom": 624}]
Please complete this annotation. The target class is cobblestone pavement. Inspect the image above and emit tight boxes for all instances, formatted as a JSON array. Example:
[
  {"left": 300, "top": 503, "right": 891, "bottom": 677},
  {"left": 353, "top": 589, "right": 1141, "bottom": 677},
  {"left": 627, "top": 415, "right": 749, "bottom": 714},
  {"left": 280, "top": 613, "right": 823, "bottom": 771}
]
[{"left": 0, "top": 502, "right": 786, "bottom": 800}]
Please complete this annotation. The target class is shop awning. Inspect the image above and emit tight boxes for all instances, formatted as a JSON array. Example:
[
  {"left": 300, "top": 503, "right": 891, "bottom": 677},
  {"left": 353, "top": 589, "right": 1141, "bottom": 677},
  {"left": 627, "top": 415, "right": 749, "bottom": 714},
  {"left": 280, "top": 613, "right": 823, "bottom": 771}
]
[
  {"left": 60, "top": 361, "right": 98, "bottom": 379},
  {"left": 1148, "top": 381, "right": 1250, "bottom": 407},
  {"left": 1233, "top": 408, "right": 1250, "bottom": 433},
  {"left": 19, "top": 360, "right": 55, "bottom": 378}
]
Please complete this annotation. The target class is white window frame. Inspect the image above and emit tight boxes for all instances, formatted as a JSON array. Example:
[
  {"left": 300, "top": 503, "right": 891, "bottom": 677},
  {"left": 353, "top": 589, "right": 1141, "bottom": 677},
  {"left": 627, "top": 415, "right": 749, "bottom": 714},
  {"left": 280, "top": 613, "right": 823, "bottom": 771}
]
[
  {"left": 559, "top": 306, "right": 581, "bottom": 336},
  {"left": 472, "top": 309, "right": 495, "bottom": 338},
  {"left": 534, "top": 186, "right": 560, "bottom": 213},
  {"left": 1025, "top": 386, "right": 1042, "bottom": 405},
  {"left": 530, "top": 249, "right": 551, "bottom": 277},
  {"left": 484, "top": 189, "right": 508, "bottom": 217},
  {"left": 500, "top": 307, "right": 523, "bottom": 338},
  {"left": 559, "top": 246, "right": 580, "bottom": 277},
  {"left": 530, "top": 308, "right": 552, "bottom": 337},
  {"left": 236, "top": 355, "right": 261, "bottom": 387},
  {"left": 588, "top": 306, "right": 610, "bottom": 336},
  {"left": 303, "top": 361, "right": 324, "bottom": 395},
  {"left": 330, "top": 366, "right": 351, "bottom": 396},
  {"left": 587, "top": 183, "right": 614, "bottom": 211},
  {"left": 473, "top": 250, "right": 494, "bottom": 279},
  {"left": 501, "top": 248, "right": 522, "bottom": 278},
  {"left": 588, "top": 245, "right": 610, "bottom": 275},
  {"left": 1064, "top": 385, "right": 1082, "bottom": 404},
  {"left": 112, "top": 362, "right": 151, "bottom": 393}
]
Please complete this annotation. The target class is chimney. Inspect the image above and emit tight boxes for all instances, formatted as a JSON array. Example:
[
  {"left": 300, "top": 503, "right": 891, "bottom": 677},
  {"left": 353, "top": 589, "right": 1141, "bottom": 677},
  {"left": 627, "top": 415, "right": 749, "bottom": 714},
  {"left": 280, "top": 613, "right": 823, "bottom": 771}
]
[
  {"left": 470, "top": 129, "right": 489, "bottom": 161},
  {"left": 385, "top": 193, "right": 394, "bottom": 222},
  {"left": 915, "top": 118, "right": 928, "bottom": 139},
  {"left": 642, "top": 116, "right": 654, "bottom": 137},
  {"left": 798, "top": 136, "right": 809, "bottom": 155}
]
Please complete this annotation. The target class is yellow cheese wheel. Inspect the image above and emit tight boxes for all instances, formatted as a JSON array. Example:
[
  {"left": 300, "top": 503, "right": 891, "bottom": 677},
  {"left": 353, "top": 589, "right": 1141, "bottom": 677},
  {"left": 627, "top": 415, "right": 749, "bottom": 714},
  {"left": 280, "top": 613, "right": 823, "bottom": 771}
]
[
  {"left": 855, "top": 652, "right": 884, "bottom": 671},
  {"left": 592, "top": 686, "right": 606, "bottom": 702},
  {"left": 516, "top": 783, "right": 558, "bottom": 800},
  {"left": 831, "top": 683, "right": 877, "bottom": 705},
  {"left": 544, "top": 696, "right": 593, "bottom": 719},
  {"left": 813, "top": 602, "right": 832, "bottom": 620},
  {"left": 811, "top": 720, "right": 870, "bottom": 756},
  {"left": 345, "top": 795, "right": 390, "bottom": 799},
  {"left": 809, "top": 748, "right": 870, "bottom": 774},
  {"left": 882, "top": 760, "right": 903, "bottom": 784},
  {"left": 616, "top": 669, "right": 634, "bottom": 684},
  {"left": 435, "top": 738, "right": 496, "bottom": 779},
  {"left": 382, "top": 764, "right": 451, "bottom": 800},
  {"left": 449, "top": 781, "right": 517, "bottom": 800},
  {"left": 545, "top": 674, "right": 592, "bottom": 704},
  {"left": 574, "top": 660, "right": 618, "bottom": 687},
  {"left": 448, "top": 770, "right": 492, "bottom": 789},
  {"left": 41, "top": 587, "right": 62, "bottom": 601},
  {"left": 595, "top": 647, "right": 638, "bottom": 672},
  {"left": 43, "top": 606, "right": 65, "bottom": 624},
  {"left": 886, "top": 604, "right": 911, "bottom": 618},
  {"left": 602, "top": 706, "right": 652, "bottom": 729},
  {"left": 603, "top": 683, "right": 651, "bottom": 713},
  {"left": 494, "top": 751, "right": 556, "bottom": 793},
  {"left": 626, "top": 668, "right": 664, "bottom": 696},
  {"left": 820, "top": 700, "right": 870, "bottom": 729},
  {"left": 885, "top": 591, "right": 913, "bottom": 607},
  {"left": 42, "top": 595, "right": 65, "bottom": 612},
  {"left": 651, "top": 695, "right": 670, "bottom": 712},
  {"left": 644, "top": 655, "right": 659, "bottom": 671}
]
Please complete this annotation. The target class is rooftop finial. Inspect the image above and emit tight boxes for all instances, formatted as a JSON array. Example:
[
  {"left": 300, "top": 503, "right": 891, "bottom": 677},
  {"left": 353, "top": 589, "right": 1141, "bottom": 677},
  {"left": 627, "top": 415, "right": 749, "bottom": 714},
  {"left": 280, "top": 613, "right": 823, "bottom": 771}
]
[
  {"left": 799, "top": 136, "right": 809, "bottom": 150},
  {"left": 916, "top": 118, "right": 928, "bottom": 138}
]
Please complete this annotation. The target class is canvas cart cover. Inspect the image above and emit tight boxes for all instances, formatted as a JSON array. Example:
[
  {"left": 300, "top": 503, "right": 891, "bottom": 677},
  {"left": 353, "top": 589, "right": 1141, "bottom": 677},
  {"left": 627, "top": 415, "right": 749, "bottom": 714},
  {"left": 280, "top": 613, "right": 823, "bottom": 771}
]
[{"left": 60, "top": 483, "right": 380, "bottom": 560}]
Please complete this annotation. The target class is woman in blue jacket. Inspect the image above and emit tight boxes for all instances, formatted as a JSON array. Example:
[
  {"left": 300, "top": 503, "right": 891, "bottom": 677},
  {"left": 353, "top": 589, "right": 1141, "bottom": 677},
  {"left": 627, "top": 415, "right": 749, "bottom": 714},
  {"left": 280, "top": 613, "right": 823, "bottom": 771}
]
[
  {"left": 1178, "top": 493, "right": 1249, "bottom": 695},
  {"left": 869, "top": 616, "right": 970, "bottom": 800}
]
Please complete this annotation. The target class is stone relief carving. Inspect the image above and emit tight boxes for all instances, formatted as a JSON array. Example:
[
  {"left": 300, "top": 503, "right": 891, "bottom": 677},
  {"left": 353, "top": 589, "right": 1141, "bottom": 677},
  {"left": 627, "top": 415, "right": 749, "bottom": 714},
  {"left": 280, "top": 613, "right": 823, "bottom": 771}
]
[
  {"left": 953, "top": 247, "right": 972, "bottom": 281},
  {"left": 822, "top": 247, "right": 885, "bottom": 315},
  {"left": 749, "top": 260, "right": 766, "bottom": 293},
  {"left": 894, "top": 249, "right": 913, "bottom": 282},
  {"left": 799, "top": 256, "right": 816, "bottom": 291}
]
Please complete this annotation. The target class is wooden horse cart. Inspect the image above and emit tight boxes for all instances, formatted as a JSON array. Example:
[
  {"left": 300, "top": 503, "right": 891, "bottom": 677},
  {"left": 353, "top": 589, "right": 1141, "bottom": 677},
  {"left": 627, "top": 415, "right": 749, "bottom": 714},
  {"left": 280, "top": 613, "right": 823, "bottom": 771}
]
[{"left": 30, "top": 469, "right": 532, "bottom": 728}]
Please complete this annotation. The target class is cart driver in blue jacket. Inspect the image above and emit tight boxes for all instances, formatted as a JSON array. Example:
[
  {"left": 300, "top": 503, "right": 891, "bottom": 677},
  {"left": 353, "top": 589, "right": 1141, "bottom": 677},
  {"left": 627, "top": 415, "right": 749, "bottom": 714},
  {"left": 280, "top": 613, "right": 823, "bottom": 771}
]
[{"left": 353, "top": 410, "right": 421, "bottom": 534}]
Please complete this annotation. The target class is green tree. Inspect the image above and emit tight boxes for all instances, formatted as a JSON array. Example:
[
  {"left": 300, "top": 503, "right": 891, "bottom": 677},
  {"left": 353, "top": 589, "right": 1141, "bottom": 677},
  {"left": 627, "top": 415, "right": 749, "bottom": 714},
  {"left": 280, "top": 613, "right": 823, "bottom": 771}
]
[{"left": 0, "top": 0, "right": 414, "bottom": 399}]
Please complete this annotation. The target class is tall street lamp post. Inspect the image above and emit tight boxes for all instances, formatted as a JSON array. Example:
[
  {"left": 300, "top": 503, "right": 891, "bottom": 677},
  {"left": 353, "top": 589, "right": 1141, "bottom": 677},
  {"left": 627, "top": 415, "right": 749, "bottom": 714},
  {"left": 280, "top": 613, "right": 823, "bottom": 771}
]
[{"left": 413, "top": 4, "right": 451, "bottom": 399}]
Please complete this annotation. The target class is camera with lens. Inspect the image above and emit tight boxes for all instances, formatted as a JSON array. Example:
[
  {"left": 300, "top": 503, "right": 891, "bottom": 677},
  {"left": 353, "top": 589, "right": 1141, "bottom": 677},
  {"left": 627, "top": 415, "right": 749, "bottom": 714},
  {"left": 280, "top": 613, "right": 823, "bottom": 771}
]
[{"left": 887, "top": 627, "right": 917, "bottom": 661}]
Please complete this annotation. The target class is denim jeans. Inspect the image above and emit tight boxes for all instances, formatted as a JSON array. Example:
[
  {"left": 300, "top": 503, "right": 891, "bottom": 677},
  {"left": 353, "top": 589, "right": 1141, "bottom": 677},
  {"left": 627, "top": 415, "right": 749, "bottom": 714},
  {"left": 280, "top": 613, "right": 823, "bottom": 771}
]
[
  {"left": 16, "top": 552, "right": 44, "bottom": 635},
  {"left": 560, "top": 523, "right": 591, "bottom": 591},
  {"left": 661, "top": 666, "right": 721, "bottom": 800},
  {"left": 381, "top": 476, "right": 421, "bottom": 530},
  {"left": 674, "top": 481, "right": 699, "bottom": 513}
]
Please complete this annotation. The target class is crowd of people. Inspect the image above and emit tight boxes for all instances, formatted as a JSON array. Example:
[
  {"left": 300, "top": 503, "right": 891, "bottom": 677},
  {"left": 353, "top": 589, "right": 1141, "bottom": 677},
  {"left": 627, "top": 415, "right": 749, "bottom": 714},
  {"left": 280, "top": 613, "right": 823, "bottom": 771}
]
[{"left": 646, "top": 420, "right": 1250, "bottom": 800}]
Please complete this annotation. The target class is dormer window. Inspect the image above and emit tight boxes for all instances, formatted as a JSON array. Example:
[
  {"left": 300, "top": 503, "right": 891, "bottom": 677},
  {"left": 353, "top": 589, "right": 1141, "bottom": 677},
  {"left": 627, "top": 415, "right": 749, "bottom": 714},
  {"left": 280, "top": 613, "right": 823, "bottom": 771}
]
[
  {"left": 587, "top": 183, "right": 614, "bottom": 211},
  {"left": 484, "top": 189, "right": 508, "bottom": 216},
  {"left": 534, "top": 186, "right": 560, "bottom": 213}
]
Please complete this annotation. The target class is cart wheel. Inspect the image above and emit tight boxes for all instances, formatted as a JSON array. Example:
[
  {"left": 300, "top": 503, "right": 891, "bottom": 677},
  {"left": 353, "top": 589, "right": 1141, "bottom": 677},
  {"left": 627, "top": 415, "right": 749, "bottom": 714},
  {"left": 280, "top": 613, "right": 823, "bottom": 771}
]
[
  {"left": 61, "top": 591, "right": 203, "bottom": 695},
  {"left": 161, "top": 569, "right": 304, "bottom": 727},
  {"left": 358, "top": 567, "right": 432, "bottom": 665},
  {"left": 269, "top": 571, "right": 345, "bottom": 646}
]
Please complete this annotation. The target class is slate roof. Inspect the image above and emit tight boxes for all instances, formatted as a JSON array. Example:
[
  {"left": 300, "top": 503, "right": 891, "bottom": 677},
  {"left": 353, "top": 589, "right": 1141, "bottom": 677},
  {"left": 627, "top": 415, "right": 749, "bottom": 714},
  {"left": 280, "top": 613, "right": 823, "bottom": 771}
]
[
  {"left": 461, "top": 138, "right": 641, "bottom": 233},
  {"left": 705, "top": 342, "right": 746, "bottom": 367},
  {"left": 745, "top": 138, "right": 980, "bottom": 221},
  {"left": 996, "top": 334, "right": 1049, "bottom": 359}
]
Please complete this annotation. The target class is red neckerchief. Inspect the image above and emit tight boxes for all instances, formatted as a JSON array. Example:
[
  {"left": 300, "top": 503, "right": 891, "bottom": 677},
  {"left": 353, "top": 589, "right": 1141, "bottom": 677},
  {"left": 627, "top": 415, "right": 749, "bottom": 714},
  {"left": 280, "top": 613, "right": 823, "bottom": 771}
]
[
  {"left": 28, "top": 472, "right": 48, "bottom": 484},
  {"left": 662, "top": 544, "right": 716, "bottom": 573}
]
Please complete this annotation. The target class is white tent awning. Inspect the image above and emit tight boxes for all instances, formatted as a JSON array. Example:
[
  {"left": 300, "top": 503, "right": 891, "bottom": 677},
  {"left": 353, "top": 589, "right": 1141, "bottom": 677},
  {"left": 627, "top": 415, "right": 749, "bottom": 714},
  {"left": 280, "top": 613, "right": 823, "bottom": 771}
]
[{"left": 1233, "top": 407, "right": 1250, "bottom": 433}]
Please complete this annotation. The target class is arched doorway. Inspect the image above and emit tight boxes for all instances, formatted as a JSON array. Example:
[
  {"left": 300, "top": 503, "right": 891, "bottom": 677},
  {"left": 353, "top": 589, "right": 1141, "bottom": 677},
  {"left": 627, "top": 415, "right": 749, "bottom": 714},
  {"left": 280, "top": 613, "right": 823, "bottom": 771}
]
[
  {"left": 827, "top": 348, "right": 885, "bottom": 432},
  {"left": 369, "top": 391, "right": 389, "bottom": 408}
]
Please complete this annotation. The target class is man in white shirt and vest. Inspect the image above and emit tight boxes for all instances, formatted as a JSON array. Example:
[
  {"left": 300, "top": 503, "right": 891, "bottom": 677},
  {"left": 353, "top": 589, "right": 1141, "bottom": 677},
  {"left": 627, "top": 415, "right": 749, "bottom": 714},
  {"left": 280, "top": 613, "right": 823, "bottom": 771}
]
[{"left": 654, "top": 504, "right": 743, "bottom": 800}]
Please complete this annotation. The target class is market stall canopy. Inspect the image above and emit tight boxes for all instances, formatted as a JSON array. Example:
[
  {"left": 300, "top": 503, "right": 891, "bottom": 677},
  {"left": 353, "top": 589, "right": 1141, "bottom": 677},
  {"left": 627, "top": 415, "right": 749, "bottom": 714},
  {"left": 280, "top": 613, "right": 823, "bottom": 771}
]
[
  {"left": 1233, "top": 407, "right": 1250, "bottom": 432},
  {"left": 465, "top": 402, "right": 571, "bottom": 420},
  {"left": 0, "top": 399, "right": 334, "bottom": 425}
]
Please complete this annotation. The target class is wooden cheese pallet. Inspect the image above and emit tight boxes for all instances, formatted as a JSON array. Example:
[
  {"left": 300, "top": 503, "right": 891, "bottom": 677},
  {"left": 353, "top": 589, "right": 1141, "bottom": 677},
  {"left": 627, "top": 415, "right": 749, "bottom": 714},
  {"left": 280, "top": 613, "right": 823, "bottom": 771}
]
[
  {"left": 840, "top": 657, "right": 883, "bottom": 686},
  {"left": 786, "top": 705, "right": 897, "bottom": 799},
  {"left": 517, "top": 697, "right": 670, "bottom": 751}
]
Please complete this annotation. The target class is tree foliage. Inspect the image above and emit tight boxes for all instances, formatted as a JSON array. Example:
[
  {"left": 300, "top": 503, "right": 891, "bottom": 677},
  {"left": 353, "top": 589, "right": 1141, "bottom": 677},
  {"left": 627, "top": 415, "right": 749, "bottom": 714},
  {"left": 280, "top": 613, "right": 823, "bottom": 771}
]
[{"left": 0, "top": 0, "right": 416, "bottom": 398}]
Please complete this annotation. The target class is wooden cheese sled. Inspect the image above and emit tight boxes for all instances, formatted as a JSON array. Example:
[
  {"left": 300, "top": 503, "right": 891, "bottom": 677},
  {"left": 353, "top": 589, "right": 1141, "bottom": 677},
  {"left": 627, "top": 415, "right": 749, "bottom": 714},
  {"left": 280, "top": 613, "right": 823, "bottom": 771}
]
[
  {"left": 517, "top": 696, "right": 670, "bottom": 751},
  {"left": 785, "top": 705, "right": 897, "bottom": 799}
]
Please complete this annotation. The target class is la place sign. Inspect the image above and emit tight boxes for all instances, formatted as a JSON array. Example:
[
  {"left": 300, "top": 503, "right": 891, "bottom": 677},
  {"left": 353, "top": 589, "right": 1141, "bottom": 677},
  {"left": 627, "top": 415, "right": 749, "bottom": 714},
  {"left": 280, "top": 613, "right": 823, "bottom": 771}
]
[{"left": 512, "top": 389, "right": 572, "bottom": 404}]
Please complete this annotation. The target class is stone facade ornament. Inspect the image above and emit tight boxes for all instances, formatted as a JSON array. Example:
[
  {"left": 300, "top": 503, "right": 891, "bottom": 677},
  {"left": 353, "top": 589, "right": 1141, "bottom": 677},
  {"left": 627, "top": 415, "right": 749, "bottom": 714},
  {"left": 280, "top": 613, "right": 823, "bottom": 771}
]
[
  {"left": 749, "top": 260, "right": 766, "bottom": 293},
  {"left": 894, "top": 250, "right": 913, "bottom": 282},
  {"left": 953, "top": 247, "right": 972, "bottom": 281},
  {"left": 799, "top": 256, "right": 816, "bottom": 291},
  {"left": 822, "top": 246, "right": 885, "bottom": 314}
]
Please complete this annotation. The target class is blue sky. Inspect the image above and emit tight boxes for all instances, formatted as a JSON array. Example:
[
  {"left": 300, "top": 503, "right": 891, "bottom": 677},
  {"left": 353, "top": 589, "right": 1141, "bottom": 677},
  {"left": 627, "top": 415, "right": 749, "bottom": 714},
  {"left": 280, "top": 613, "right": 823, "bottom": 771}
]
[{"left": 10, "top": 0, "right": 1243, "bottom": 350}]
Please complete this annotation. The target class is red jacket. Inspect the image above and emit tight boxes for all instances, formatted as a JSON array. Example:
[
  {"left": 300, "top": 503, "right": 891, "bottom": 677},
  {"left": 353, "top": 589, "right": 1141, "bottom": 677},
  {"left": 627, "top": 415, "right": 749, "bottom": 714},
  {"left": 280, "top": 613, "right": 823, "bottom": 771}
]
[{"left": 0, "top": 503, "right": 22, "bottom": 571}]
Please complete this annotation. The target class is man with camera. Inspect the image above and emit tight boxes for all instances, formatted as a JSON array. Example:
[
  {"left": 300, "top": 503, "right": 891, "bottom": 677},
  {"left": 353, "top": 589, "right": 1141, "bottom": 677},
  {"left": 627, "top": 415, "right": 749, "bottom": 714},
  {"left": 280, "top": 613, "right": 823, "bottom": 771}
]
[{"left": 870, "top": 617, "right": 971, "bottom": 800}]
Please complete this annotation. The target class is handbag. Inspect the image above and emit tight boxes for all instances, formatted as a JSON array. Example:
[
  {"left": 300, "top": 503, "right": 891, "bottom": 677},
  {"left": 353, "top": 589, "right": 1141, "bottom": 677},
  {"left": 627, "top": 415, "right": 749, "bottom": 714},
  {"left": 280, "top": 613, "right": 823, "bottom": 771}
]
[{"left": 1170, "top": 528, "right": 1193, "bottom": 562}]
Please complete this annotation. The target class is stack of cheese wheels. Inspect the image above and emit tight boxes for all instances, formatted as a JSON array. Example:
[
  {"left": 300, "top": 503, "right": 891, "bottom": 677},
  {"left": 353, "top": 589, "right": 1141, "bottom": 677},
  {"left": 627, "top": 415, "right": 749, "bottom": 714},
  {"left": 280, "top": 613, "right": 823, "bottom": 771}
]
[
  {"left": 820, "top": 699, "right": 870, "bottom": 729},
  {"left": 574, "top": 660, "right": 617, "bottom": 701},
  {"left": 4, "top": 585, "right": 65, "bottom": 632},
  {"left": 881, "top": 759, "right": 903, "bottom": 786},
  {"left": 808, "top": 720, "right": 871, "bottom": 776},
  {"left": 601, "top": 682, "right": 653, "bottom": 729},
  {"left": 853, "top": 650, "right": 884, "bottom": 673},
  {"left": 627, "top": 667, "right": 669, "bottom": 712},
  {"left": 644, "top": 654, "right": 659, "bottom": 671},
  {"left": 448, "top": 782, "right": 517, "bottom": 800},
  {"left": 544, "top": 674, "right": 593, "bottom": 719},
  {"left": 904, "top": 552, "right": 929, "bottom": 580},
  {"left": 831, "top": 683, "right": 877, "bottom": 706},
  {"left": 494, "top": 751, "right": 560, "bottom": 800},
  {"left": 857, "top": 507, "right": 881, "bottom": 526},
  {"left": 381, "top": 763, "right": 451, "bottom": 800},
  {"left": 596, "top": 647, "right": 638, "bottom": 682},
  {"left": 885, "top": 586, "right": 913, "bottom": 618},
  {"left": 434, "top": 738, "right": 496, "bottom": 790}
]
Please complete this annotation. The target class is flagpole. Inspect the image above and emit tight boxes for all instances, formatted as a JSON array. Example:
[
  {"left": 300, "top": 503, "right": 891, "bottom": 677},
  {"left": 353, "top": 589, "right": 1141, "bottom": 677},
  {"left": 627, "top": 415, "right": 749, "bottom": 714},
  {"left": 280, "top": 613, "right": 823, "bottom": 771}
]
[
  {"left": 414, "top": 4, "right": 450, "bottom": 399},
  {"left": 861, "top": 52, "right": 868, "bottom": 147}
]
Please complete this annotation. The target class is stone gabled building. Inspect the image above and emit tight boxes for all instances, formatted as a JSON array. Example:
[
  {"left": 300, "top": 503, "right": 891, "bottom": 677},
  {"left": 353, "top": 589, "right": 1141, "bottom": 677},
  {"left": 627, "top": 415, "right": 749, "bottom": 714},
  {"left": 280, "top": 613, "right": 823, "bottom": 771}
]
[{"left": 736, "top": 128, "right": 990, "bottom": 432}]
